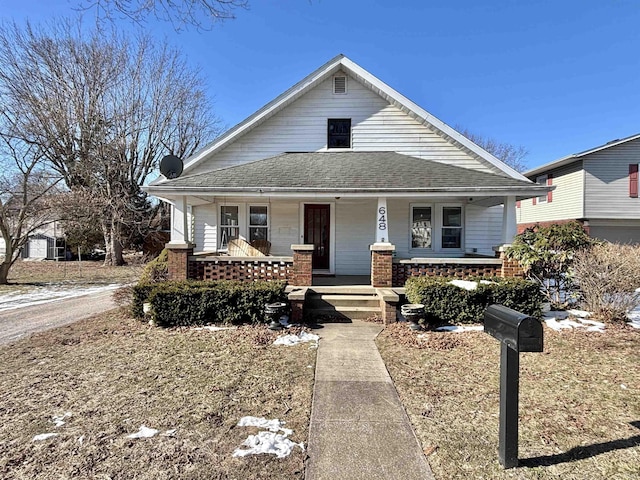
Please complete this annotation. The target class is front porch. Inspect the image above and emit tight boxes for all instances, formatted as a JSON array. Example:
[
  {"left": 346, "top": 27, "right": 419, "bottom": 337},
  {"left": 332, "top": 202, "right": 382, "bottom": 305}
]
[{"left": 165, "top": 242, "right": 522, "bottom": 325}]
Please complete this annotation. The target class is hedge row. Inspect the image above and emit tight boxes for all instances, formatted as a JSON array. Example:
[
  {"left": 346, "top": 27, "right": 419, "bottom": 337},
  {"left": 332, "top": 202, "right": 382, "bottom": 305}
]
[
  {"left": 132, "top": 280, "right": 288, "bottom": 327},
  {"left": 404, "top": 277, "right": 544, "bottom": 325}
]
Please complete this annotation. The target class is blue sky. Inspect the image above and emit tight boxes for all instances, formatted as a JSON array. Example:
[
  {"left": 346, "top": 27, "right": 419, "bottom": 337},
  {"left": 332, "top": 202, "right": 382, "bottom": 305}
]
[{"left": 3, "top": 0, "right": 640, "bottom": 169}]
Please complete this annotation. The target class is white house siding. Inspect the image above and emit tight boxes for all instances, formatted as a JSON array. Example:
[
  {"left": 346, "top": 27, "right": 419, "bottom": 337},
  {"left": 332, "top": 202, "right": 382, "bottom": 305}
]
[
  {"left": 589, "top": 221, "right": 640, "bottom": 243},
  {"left": 518, "top": 161, "right": 585, "bottom": 224},
  {"left": 188, "top": 73, "right": 493, "bottom": 176},
  {"left": 270, "top": 200, "right": 300, "bottom": 256},
  {"left": 190, "top": 196, "right": 506, "bottom": 274},
  {"left": 335, "top": 199, "right": 377, "bottom": 275},
  {"left": 584, "top": 138, "right": 640, "bottom": 219},
  {"left": 192, "top": 204, "right": 217, "bottom": 252},
  {"left": 0, "top": 238, "right": 5, "bottom": 255},
  {"left": 465, "top": 205, "right": 504, "bottom": 256}
]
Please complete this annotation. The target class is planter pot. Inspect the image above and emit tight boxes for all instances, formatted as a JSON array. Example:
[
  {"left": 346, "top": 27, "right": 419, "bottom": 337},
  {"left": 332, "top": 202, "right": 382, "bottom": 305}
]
[
  {"left": 401, "top": 303, "right": 425, "bottom": 331},
  {"left": 265, "top": 302, "right": 288, "bottom": 330}
]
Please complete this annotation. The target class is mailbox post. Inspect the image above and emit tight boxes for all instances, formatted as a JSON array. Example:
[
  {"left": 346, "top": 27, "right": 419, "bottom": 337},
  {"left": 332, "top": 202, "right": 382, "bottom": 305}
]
[{"left": 484, "top": 304, "right": 544, "bottom": 469}]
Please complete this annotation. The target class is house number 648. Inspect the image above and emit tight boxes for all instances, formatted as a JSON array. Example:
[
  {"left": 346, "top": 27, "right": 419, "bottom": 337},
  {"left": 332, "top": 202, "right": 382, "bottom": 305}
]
[{"left": 378, "top": 206, "right": 387, "bottom": 230}]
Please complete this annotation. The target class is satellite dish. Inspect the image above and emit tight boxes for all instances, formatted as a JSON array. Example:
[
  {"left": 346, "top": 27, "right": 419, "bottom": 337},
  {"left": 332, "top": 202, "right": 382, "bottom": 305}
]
[{"left": 159, "top": 155, "right": 184, "bottom": 179}]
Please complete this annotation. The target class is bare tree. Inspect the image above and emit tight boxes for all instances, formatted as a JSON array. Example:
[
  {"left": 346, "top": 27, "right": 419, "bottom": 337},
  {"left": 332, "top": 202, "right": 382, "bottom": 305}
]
[
  {"left": 0, "top": 133, "right": 62, "bottom": 284},
  {"left": 0, "top": 20, "right": 218, "bottom": 265},
  {"left": 78, "top": 0, "right": 249, "bottom": 30},
  {"left": 457, "top": 127, "right": 529, "bottom": 173}
]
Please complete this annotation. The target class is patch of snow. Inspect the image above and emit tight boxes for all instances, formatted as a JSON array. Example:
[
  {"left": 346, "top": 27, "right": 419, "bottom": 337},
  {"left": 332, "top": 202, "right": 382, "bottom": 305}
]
[
  {"left": 448, "top": 279, "right": 496, "bottom": 291},
  {"left": 0, "top": 284, "right": 121, "bottom": 312},
  {"left": 543, "top": 313, "right": 605, "bottom": 332},
  {"left": 161, "top": 429, "right": 177, "bottom": 437},
  {"left": 237, "top": 416, "right": 292, "bottom": 435},
  {"left": 127, "top": 425, "right": 159, "bottom": 439},
  {"left": 52, "top": 412, "right": 72, "bottom": 427},
  {"left": 33, "top": 433, "right": 58, "bottom": 441},
  {"left": 434, "top": 325, "right": 484, "bottom": 333},
  {"left": 233, "top": 431, "right": 304, "bottom": 459},
  {"left": 192, "top": 325, "right": 236, "bottom": 332},
  {"left": 273, "top": 331, "right": 319, "bottom": 347},
  {"left": 233, "top": 416, "right": 303, "bottom": 459},
  {"left": 77, "top": 435, "right": 85, "bottom": 445}
]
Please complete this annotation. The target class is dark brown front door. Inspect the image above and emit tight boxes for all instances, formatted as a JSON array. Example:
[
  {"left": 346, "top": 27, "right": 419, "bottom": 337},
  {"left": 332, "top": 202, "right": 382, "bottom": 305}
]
[{"left": 304, "top": 204, "right": 330, "bottom": 270}]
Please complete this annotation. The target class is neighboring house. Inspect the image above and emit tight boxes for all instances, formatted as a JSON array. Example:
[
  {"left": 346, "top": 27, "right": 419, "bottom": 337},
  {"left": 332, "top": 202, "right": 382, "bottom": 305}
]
[
  {"left": 145, "top": 55, "right": 548, "bottom": 289},
  {"left": 0, "top": 222, "right": 64, "bottom": 260},
  {"left": 518, "top": 133, "right": 640, "bottom": 243}
]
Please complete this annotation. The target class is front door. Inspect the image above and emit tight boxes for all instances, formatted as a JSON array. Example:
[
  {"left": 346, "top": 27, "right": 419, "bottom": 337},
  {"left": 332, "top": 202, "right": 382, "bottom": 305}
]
[{"left": 304, "top": 204, "right": 330, "bottom": 270}]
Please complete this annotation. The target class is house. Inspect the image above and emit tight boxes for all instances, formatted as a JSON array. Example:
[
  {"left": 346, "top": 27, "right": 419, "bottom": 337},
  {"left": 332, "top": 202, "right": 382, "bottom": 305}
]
[
  {"left": 517, "top": 133, "right": 640, "bottom": 243},
  {"left": 145, "top": 55, "right": 548, "bottom": 320},
  {"left": 0, "top": 222, "right": 64, "bottom": 260}
]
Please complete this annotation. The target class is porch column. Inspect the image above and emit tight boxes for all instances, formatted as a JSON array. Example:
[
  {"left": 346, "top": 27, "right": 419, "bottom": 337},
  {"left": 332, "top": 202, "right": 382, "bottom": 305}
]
[
  {"left": 502, "top": 196, "right": 517, "bottom": 245},
  {"left": 291, "top": 244, "right": 314, "bottom": 286},
  {"left": 370, "top": 243, "right": 395, "bottom": 288},
  {"left": 166, "top": 243, "right": 194, "bottom": 281},
  {"left": 166, "top": 196, "right": 193, "bottom": 281},
  {"left": 170, "top": 196, "right": 190, "bottom": 244},
  {"left": 376, "top": 197, "right": 389, "bottom": 243}
]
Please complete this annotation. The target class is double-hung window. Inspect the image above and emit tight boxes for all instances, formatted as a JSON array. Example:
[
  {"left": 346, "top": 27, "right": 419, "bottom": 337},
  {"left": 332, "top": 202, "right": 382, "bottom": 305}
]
[
  {"left": 328, "top": 119, "right": 351, "bottom": 148},
  {"left": 411, "top": 206, "right": 432, "bottom": 249},
  {"left": 249, "top": 205, "right": 268, "bottom": 242},
  {"left": 536, "top": 175, "right": 548, "bottom": 203},
  {"left": 219, "top": 204, "right": 269, "bottom": 250},
  {"left": 410, "top": 204, "right": 463, "bottom": 252},
  {"left": 441, "top": 207, "right": 462, "bottom": 249},
  {"left": 219, "top": 206, "right": 239, "bottom": 249}
]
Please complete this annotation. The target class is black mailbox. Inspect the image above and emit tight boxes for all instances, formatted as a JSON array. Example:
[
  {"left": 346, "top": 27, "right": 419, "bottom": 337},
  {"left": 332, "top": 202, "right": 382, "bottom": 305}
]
[{"left": 484, "top": 304, "right": 543, "bottom": 353}]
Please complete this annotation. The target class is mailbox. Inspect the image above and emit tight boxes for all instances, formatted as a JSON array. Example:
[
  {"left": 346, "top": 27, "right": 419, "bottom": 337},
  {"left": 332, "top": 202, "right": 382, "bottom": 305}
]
[{"left": 484, "top": 304, "right": 543, "bottom": 353}]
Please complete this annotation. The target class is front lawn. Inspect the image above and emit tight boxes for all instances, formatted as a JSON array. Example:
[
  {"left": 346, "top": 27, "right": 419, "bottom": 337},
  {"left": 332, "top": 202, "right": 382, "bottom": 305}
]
[
  {"left": 0, "top": 311, "right": 315, "bottom": 479},
  {"left": 377, "top": 324, "right": 640, "bottom": 480}
]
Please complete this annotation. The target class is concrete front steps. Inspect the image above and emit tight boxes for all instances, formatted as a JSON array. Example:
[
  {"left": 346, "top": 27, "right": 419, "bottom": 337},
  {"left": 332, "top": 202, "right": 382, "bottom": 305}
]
[{"left": 305, "top": 286, "right": 384, "bottom": 321}]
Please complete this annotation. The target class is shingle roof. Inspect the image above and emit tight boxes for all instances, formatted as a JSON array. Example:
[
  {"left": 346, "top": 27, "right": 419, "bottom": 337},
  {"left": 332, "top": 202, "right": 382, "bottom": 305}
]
[{"left": 155, "top": 152, "right": 538, "bottom": 193}]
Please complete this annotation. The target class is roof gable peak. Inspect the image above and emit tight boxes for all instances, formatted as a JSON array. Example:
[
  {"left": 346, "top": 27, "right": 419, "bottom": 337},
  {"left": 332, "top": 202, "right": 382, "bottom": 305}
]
[{"left": 180, "top": 55, "right": 527, "bottom": 181}]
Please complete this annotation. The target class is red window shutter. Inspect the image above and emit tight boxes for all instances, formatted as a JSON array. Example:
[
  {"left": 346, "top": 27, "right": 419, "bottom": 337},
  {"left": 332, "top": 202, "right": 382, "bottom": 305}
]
[
  {"left": 547, "top": 173, "right": 553, "bottom": 203},
  {"left": 630, "top": 165, "right": 639, "bottom": 198},
  {"left": 532, "top": 197, "right": 537, "bottom": 206},
  {"left": 516, "top": 200, "right": 521, "bottom": 208}
]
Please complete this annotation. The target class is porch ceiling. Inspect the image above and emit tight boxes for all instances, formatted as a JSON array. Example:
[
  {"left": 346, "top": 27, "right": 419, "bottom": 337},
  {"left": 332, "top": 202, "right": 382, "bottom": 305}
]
[{"left": 146, "top": 152, "right": 550, "bottom": 200}]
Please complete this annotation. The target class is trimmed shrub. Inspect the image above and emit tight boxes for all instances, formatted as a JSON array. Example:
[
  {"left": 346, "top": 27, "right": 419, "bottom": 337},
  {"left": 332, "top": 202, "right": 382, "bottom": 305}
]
[
  {"left": 404, "top": 276, "right": 544, "bottom": 325},
  {"left": 135, "top": 280, "right": 287, "bottom": 327}
]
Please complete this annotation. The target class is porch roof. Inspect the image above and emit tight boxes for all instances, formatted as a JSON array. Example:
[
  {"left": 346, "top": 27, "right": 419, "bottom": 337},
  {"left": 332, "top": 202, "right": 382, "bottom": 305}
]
[{"left": 147, "top": 152, "right": 550, "bottom": 200}]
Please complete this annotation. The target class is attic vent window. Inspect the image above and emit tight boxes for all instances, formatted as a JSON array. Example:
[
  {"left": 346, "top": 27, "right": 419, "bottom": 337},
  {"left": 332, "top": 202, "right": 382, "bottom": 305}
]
[{"left": 333, "top": 76, "right": 347, "bottom": 94}]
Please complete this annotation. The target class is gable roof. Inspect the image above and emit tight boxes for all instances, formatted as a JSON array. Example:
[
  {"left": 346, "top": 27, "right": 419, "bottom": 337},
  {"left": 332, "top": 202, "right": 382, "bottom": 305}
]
[
  {"left": 174, "top": 54, "right": 528, "bottom": 182},
  {"left": 525, "top": 132, "right": 640, "bottom": 178},
  {"left": 149, "top": 152, "right": 546, "bottom": 199}
]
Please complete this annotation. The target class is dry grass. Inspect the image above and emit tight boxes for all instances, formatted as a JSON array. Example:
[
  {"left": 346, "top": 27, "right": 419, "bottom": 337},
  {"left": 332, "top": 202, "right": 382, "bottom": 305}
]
[
  {"left": 0, "top": 311, "right": 315, "bottom": 479},
  {"left": 4, "top": 258, "right": 144, "bottom": 287},
  {"left": 377, "top": 323, "right": 640, "bottom": 480}
]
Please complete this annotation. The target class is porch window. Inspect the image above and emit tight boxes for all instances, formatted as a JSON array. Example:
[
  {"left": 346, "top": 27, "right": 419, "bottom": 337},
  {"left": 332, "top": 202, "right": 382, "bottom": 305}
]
[
  {"left": 442, "top": 206, "right": 462, "bottom": 249},
  {"left": 411, "top": 206, "right": 432, "bottom": 248},
  {"left": 328, "top": 119, "right": 351, "bottom": 148},
  {"left": 249, "top": 205, "right": 268, "bottom": 242},
  {"left": 220, "top": 205, "right": 239, "bottom": 249}
]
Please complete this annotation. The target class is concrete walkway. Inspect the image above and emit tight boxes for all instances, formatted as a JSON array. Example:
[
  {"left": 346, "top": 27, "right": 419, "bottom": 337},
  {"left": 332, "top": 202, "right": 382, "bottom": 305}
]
[{"left": 306, "top": 320, "right": 434, "bottom": 480}]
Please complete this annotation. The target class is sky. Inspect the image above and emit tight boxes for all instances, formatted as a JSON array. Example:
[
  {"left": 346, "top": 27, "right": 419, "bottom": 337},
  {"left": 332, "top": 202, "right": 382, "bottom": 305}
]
[{"left": 3, "top": 0, "right": 640, "bottom": 170}]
